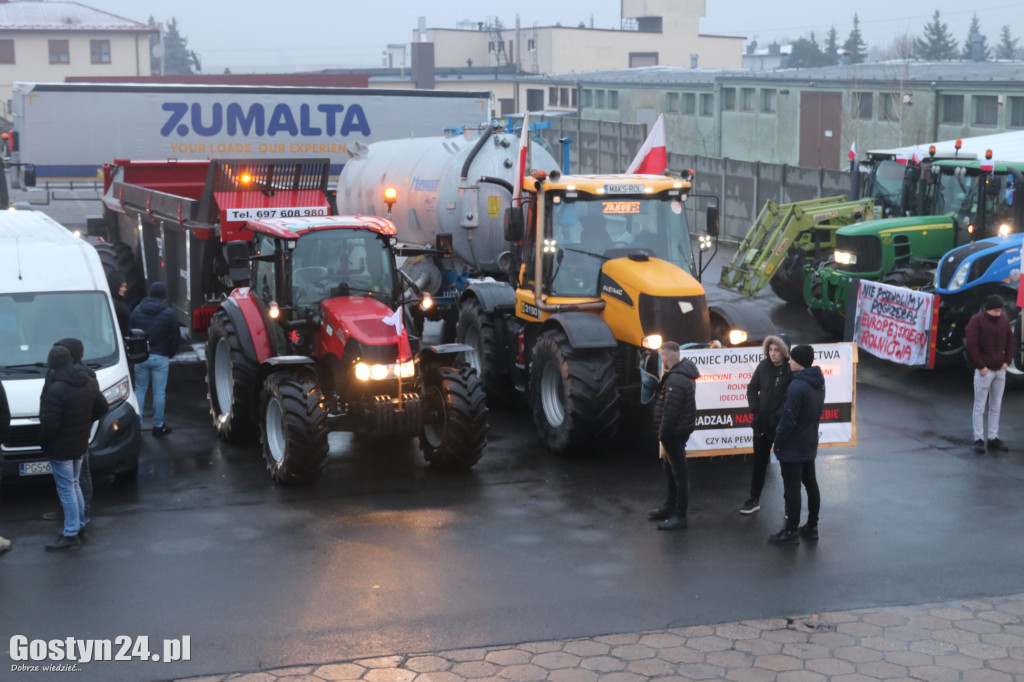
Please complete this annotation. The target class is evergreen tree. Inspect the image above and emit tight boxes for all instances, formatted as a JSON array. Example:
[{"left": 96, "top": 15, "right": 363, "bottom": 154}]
[
  {"left": 161, "top": 17, "right": 194, "bottom": 75},
  {"left": 842, "top": 14, "right": 868, "bottom": 64},
  {"left": 996, "top": 25, "right": 1019, "bottom": 60},
  {"left": 823, "top": 26, "right": 840, "bottom": 65},
  {"left": 147, "top": 16, "right": 159, "bottom": 74},
  {"left": 789, "top": 36, "right": 831, "bottom": 68},
  {"left": 915, "top": 10, "right": 958, "bottom": 61},
  {"left": 961, "top": 13, "right": 990, "bottom": 60}
]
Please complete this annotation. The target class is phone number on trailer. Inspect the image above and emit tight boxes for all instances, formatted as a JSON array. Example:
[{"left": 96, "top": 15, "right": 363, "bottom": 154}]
[{"left": 226, "top": 207, "right": 328, "bottom": 221}]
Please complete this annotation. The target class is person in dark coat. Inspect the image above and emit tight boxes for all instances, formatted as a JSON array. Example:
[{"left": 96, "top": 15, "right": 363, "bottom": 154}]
[
  {"left": 41, "top": 338, "right": 97, "bottom": 525},
  {"left": 740, "top": 335, "right": 792, "bottom": 515},
  {"left": 648, "top": 341, "right": 701, "bottom": 531},
  {"left": 965, "top": 294, "right": 1014, "bottom": 453},
  {"left": 38, "top": 343, "right": 108, "bottom": 551},
  {"left": 769, "top": 344, "right": 825, "bottom": 545},
  {"left": 107, "top": 271, "right": 131, "bottom": 338},
  {"left": 129, "top": 281, "right": 180, "bottom": 436},
  {"left": 0, "top": 378, "right": 11, "bottom": 553}
]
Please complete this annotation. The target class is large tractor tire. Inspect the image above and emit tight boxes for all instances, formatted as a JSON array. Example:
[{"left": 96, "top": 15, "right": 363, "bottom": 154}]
[
  {"left": 1006, "top": 312, "right": 1024, "bottom": 391},
  {"left": 530, "top": 329, "right": 619, "bottom": 456},
  {"left": 259, "top": 371, "right": 328, "bottom": 484},
  {"left": 206, "top": 310, "right": 259, "bottom": 443},
  {"left": 93, "top": 241, "right": 145, "bottom": 308},
  {"left": 807, "top": 269, "right": 846, "bottom": 339},
  {"left": 457, "top": 297, "right": 514, "bottom": 407},
  {"left": 769, "top": 252, "right": 810, "bottom": 305},
  {"left": 419, "top": 362, "right": 489, "bottom": 470}
]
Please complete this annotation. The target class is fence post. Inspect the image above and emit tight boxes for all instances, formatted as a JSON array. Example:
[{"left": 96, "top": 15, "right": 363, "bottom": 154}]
[
  {"left": 818, "top": 166, "right": 826, "bottom": 198},
  {"left": 720, "top": 157, "right": 729, "bottom": 240},
  {"left": 779, "top": 163, "right": 787, "bottom": 203}
]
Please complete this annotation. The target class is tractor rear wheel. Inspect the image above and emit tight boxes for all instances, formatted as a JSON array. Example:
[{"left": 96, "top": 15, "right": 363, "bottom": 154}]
[
  {"left": 206, "top": 310, "right": 259, "bottom": 443},
  {"left": 769, "top": 252, "right": 810, "bottom": 305},
  {"left": 457, "top": 297, "right": 513, "bottom": 406},
  {"left": 419, "top": 362, "right": 489, "bottom": 469},
  {"left": 260, "top": 371, "right": 328, "bottom": 484},
  {"left": 530, "top": 329, "right": 619, "bottom": 456},
  {"left": 93, "top": 241, "right": 145, "bottom": 308}
]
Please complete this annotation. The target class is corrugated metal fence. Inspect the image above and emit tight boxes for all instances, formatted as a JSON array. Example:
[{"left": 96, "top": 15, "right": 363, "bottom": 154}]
[{"left": 533, "top": 115, "right": 851, "bottom": 242}]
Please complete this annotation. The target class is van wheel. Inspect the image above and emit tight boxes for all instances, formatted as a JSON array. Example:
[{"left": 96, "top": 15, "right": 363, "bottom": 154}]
[
  {"left": 260, "top": 371, "right": 328, "bottom": 484},
  {"left": 93, "top": 241, "right": 145, "bottom": 308},
  {"left": 206, "top": 310, "right": 259, "bottom": 443},
  {"left": 530, "top": 329, "right": 619, "bottom": 456}
]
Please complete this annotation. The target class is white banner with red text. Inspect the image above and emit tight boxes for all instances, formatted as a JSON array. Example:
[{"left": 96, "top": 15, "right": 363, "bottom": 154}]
[
  {"left": 851, "top": 280, "right": 937, "bottom": 367},
  {"left": 677, "top": 343, "right": 857, "bottom": 457}
]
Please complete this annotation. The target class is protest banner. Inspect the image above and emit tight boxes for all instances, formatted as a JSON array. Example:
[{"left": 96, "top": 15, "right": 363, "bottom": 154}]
[
  {"left": 852, "top": 280, "right": 938, "bottom": 367},
  {"left": 677, "top": 343, "right": 857, "bottom": 457}
]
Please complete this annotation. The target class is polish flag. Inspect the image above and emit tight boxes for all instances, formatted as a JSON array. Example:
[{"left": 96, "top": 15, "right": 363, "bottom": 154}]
[
  {"left": 981, "top": 154, "right": 995, "bottom": 173},
  {"left": 895, "top": 154, "right": 909, "bottom": 166},
  {"left": 382, "top": 308, "right": 412, "bottom": 361},
  {"left": 626, "top": 114, "right": 668, "bottom": 174},
  {"left": 848, "top": 141, "right": 856, "bottom": 162},
  {"left": 511, "top": 111, "right": 531, "bottom": 205},
  {"left": 911, "top": 145, "right": 922, "bottom": 165}
]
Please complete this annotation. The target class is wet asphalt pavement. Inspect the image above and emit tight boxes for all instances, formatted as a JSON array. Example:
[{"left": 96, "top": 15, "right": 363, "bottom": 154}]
[{"left": 0, "top": 190, "right": 1022, "bottom": 681}]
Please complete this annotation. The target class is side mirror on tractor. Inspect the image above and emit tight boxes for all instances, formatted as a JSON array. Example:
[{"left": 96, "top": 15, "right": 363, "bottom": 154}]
[
  {"left": 504, "top": 206, "right": 524, "bottom": 243},
  {"left": 223, "top": 241, "right": 251, "bottom": 286},
  {"left": 125, "top": 329, "right": 150, "bottom": 364},
  {"left": 706, "top": 204, "right": 720, "bottom": 238}
]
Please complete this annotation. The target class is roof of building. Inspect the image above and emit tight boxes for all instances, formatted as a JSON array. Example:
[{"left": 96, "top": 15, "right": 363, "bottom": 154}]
[
  {"left": 0, "top": 1, "right": 153, "bottom": 32},
  {"left": 525, "top": 60, "right": 1024, "bottom": 87}
]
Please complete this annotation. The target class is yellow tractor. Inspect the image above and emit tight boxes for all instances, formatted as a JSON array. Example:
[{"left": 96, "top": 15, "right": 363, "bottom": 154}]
[{"left": 456, "top": 169, "right": 776, "bottom": 455}]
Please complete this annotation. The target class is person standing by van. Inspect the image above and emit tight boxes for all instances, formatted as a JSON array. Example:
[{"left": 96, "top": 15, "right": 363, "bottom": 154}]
[
  {"left": 130, "top": 282, "right": 179, "bottom": 437},
  {"left": 740, "top": 336, "right": 792, "bottom": 515},
  {"left": 0, "top": 378, "right": 11, "bottom": 553},
  {"left": 107, "top": 272, "right": 131, "bottom": 339},
  {"left": 39, "top": 343, "right": 108, "bottom": 551}
]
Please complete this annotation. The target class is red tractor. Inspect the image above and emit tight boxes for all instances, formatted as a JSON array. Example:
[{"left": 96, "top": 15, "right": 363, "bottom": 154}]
[{"left": 205, "top": 214, "right": 488, "bottom": 483}]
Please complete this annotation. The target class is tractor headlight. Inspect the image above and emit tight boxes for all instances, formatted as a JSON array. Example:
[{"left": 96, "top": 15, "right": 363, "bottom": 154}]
[
  {"left": 834, "top": 250, "right": 857, "bottom": 266},
  {"left": 998, "top": 223, "right": 1012, "bottom": 237},
  {"left": 355, "top": 363, "right": 371, "bottom": 381},
  {"left": 641, "top": 334, "right": 663, "bottom": 350},
  {"left": 369, "top": 364, "right": 390, "bottom": 380},
  {"left": 355, "top": 361, "right": 416, "bottom": 381},
  {"left": 420, "top": 293, "right": 434, "bottom": 311},
  {"left": 397, "top": 360, "right": 416, "bottom": 378},
  {"left": 947, "top": 261, "right": 971, "bottom": 291},
  {"left": 728, "top": 329, "right": 748, "bottom": 346},
  {"left": 102, "top": 377, "right": 131, "bottom": 405}
]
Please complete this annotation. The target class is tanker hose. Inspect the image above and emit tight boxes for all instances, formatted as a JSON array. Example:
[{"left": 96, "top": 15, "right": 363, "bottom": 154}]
[
  {"left": 468, "top": 232, "right": 482, "bottom": 272},
  {"left": 461, "top": 121, "right": 499, "bottom": 182}
]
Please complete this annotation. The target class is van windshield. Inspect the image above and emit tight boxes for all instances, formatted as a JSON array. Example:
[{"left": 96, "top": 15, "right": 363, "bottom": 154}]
[{"left": 0, "top": 292, "right": 118, "bottom": 377}]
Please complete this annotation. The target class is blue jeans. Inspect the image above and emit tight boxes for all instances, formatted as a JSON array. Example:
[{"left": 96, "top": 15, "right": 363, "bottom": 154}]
[
  {"left": 135, "top": 354, "right": 170, "bottom": 427},
  {"left": 49, "top": 457, "right": 85, "bottom": 537}
]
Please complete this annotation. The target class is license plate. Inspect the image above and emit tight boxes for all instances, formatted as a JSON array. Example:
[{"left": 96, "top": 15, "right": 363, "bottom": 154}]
[
  {"left": 19, "top": 461, "right": 52, "bottom": 476},
  {"left": 604, "top": 184, "right": 644, "bottom": 195}
]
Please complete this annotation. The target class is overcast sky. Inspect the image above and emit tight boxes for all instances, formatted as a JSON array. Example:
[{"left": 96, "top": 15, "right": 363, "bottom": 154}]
[{"left": 89, "top": 0, "right": 1024, "bottom": 73}]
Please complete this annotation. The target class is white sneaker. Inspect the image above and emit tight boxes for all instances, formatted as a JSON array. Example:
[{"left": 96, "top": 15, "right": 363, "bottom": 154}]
[{"left": 0, "top": 536, "right": 11, "bottom": 552}]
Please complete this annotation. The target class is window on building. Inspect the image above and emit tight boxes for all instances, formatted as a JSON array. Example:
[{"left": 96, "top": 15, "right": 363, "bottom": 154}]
[
  {"left": 700, "top": 93, "right": 714, "bottom": 116},
  {"left": 582, "top": 89, "right": 592, "bottom": 108},
  {"left": 667, "top": 92, "right": 680, "bottom": 114},
  {"left": 882, "top": 93, "right": 900, "bottom": 121},
  {"left": 1010, "top": 97, "right": 1024, "bottom": 128},
  {"left": 682, "top": 93, "right": 696, "bottom": 115},
  {"left": 548, "top": 87, "right": 558, "bottom": 106},
  {"left": 939, "top": 95, "right": 964, "bottom": 124},
  {"left": 571, "top": 88, "right": 577, "bottom": 107},
  {"left": 596, "top": 90, "right": 605, "bottom": 108},
  {"left": 740, "top": 88, "right": 755, "bottom": 111},
  {"left": 722, "top": 88, "right": 736, "bottom": 111},
  {"left": 49, "top": 39, "right": 69, "bottom": 64},
  {"left": 853, "top": 92, "right": 872, "bottom": 120},
  {"left": 0, "top": 39, "right": 14, "bottom": 64},
  {"left": 527, "top": 39, "right": 536, "bottom": 52},
  {"left": 628, "top": 52, "right": 658, "bottom": 68},
  {"left": 973, "top": 95, "right": 998, "bottom": 126},
  {"left": 608, "top": 90, "right": 618, "bottom": 110},
  {"left": 90, "top": 40, "right": 110, "bottom": 64},
  {"left": 760, "top": 89, "right": 777, "bottom": 113}
]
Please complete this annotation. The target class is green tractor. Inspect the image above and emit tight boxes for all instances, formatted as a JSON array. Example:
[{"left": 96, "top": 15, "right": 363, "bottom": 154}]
[{"left": 805, "top": 157, "right": 1021, "bottom": 336}]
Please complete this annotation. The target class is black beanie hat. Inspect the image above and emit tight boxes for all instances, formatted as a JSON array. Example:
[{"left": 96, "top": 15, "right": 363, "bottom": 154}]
[
  {"left": 984, "top": 294, "right": 1004, "bottom": 311},
  {"left": 55, "top": 337, "right": 84, "bottom": 363},
  {"left": 790, "top": 344, "right": 815, "bottom": 368},
  {"left": 149, "top": 281, "right": 167, "bottom": 299},
  {"left": 47, "top": 344, "right": 73, "bottom": 369}
]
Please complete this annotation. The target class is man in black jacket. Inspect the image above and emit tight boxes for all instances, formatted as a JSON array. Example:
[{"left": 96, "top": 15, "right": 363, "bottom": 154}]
[
  {"left": 740, "top": 335, "right": 792, "bottom": 515},
  {"left": 130, "top": 281, "right": 180, "bottom": 436},
  {"left": 0, "top": 378, "right": 11, "bottom": 553},
  {"left": 769, "top": 344, "right": 825, "bottom": 545},
  {"left": 648, "top": 341, "right": 701, "bottom": 531},
  {"left": 39, "top": 343, "right": 109, "bottom": 551}
]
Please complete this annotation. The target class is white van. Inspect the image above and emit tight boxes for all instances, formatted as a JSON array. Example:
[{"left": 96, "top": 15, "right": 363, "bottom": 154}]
[{"left": 0, "top": 211, "right": 143, "bottom": 481}]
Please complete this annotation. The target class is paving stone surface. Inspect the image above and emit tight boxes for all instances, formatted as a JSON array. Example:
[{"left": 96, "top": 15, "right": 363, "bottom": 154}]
[{"left": 178, "top": 593, "right": 1024, "bottom": 682}]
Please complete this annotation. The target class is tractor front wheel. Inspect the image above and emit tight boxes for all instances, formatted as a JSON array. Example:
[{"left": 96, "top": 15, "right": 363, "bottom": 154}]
[
  {"left": 530, "top": 329, "right": 619, "bottom": 456},
  {"left": 260, "top": 371, "right": 328, "bottom": 484},
  {"left": 206, "top": 310, "right": 259, "bottom": 443},
  {"left": 419, "top": 362, "right": 489, "bottom": 470}
]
